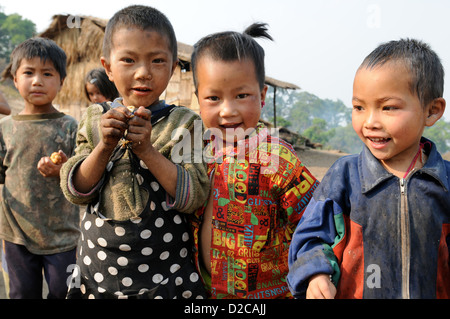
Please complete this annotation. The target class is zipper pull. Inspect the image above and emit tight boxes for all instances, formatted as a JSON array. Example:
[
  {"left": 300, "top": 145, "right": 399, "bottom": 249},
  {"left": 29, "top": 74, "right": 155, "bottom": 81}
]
[{"left": 400, "top": 178, "right": 405, "bottom": 195}]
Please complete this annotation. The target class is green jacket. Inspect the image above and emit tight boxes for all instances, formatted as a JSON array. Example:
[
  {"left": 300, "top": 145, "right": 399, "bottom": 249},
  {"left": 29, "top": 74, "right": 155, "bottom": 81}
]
[{"left": 60, "top": 102, "right": 210, "bottom": 221}]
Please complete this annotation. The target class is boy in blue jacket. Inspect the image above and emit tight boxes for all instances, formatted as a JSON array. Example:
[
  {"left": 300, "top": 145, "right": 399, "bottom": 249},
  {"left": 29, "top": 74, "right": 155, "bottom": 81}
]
[{"left": 288, "top": 38, "right": 450, "bottom": 299}]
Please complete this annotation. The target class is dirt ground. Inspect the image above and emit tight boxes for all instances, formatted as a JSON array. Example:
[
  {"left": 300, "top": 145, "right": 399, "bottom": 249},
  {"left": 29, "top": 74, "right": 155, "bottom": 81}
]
[{"left": 296, "top": 147, "right": 347, "bottom": 181}]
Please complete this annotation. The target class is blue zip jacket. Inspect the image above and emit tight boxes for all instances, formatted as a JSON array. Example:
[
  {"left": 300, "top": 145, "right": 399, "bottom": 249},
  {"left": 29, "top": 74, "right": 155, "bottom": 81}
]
[{"left": 287, "top": 138, "right": 450, "bottom": 298}]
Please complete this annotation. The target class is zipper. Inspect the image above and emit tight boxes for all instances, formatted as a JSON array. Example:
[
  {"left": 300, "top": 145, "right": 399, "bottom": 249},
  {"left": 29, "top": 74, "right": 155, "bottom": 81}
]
[
  {"left": 399, "top": 178, "right": 410, "bottom": 299},
  {"left": 397, "top": 144, "right": 423, "bottom": 299}
]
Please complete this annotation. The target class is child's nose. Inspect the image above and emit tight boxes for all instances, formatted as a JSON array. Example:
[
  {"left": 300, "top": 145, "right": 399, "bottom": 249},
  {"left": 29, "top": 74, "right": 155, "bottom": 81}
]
[
  {"left": 364, "top": 110, "right": 381, "bottom": 129},
  {"left": 219, "top": 100, "right": 238, "bottom": 118},
  {"left": 135, "top": 63, "right": 152, "bottom": 80},
  {"left": 32, "top": 74, "right": 43, "bottom": 86}
]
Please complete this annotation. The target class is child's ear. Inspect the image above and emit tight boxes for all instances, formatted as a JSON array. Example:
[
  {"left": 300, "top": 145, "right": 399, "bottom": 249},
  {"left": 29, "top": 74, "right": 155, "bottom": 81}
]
[
  {"left": 260, "top": 85, "right": 268, "bottom": 103},
  {"left": 101, "top": 57, "right": 114, "bottom": 82},
  {"left": 171, "top": 59, "right": 179, "bottom": 76},
  {"left": 425, "top": 97, "right": 446, "bottom": 127}
]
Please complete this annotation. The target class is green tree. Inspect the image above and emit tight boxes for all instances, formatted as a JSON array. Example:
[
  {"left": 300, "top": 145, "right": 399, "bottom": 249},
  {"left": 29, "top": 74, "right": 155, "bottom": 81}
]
[
  {"left": 270, "top": 117, "right": 291, "bottom": 128},
  {"left": 328, "top": 124, "right": 363, "bottom": 154},
  {"left": 303, "top": 118, "right": 335, "bottom": 146},
  {"left": 261, "top": 89, "right": 360, "bottom": 153},
  {"left": 289, "top": 91, "right": 351, "bottom": 134},
  {"left": 423, "top": 119, "right": 450, "bottom": 153},
  {"left": 0, "top": 11, "right": 36, "bottom": 61}
]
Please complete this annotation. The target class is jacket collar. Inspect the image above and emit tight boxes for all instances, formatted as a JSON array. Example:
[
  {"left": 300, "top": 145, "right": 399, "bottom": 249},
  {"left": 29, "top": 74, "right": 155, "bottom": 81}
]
[
  {"left": 204, "top": 122, "right": 268, "bottom": 163},
  {"left": 419, "top": 138, "right": 449, "bottom": 191},
  {"left": 359, "top": 137, "right": 449, "bottom": 194}
]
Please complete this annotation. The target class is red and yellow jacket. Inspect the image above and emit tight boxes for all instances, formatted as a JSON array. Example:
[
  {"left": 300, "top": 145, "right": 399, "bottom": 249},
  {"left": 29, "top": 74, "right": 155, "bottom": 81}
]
[{"left": 191, "top": 124, "right": 319, "bottom": 299}]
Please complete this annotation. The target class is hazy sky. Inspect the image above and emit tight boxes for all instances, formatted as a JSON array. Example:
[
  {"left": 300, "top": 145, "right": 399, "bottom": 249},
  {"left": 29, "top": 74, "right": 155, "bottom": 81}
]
[{"left": 3, "top": 0, "right": 450, "bottom": 120}]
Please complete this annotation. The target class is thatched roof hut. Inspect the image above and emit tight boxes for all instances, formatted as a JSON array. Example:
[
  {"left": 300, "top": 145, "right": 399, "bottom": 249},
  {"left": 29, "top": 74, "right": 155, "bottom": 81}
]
[{"left": 2, "top": 14, "right": 299, "bottom": 121}]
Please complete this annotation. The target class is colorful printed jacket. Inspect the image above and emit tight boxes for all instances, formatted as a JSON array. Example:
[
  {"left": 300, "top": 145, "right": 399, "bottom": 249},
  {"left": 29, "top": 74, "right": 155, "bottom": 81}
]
[
  {"left": 191, "top": 124, "right": 319, "bottom": 299},
  {"left": 287, "top": 138, "right": 450, "bottom": 299}
]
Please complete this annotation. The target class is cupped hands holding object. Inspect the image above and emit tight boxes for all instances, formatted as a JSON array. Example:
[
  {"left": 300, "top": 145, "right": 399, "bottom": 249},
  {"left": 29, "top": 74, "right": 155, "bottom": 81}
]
[{"left": 74, "top": 105, "right": 178, "bottom": 198}]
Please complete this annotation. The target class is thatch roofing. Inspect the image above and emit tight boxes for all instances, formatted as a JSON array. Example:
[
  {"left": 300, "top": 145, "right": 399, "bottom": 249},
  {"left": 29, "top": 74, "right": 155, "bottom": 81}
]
[
  {"left": 1, "top": 14, "right": 300, "bottom": 116},
  {"left": 1, "top": 15, "right": 108, "bottom": 109},
  {"left": 174, "top": 41, "right": 301, "bottom": 90}
]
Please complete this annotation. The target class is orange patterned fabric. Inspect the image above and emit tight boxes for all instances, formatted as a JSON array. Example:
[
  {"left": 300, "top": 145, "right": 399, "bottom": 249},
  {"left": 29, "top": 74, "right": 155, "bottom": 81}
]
[{"left": 191, "top": 125, "right": 319, "bottom": 299}]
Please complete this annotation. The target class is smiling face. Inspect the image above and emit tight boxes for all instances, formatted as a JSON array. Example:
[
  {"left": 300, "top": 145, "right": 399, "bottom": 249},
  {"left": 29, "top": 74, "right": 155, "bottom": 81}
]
[
  {"left": 352, "top": 61, "right": 436, "bottom": 174},
  {"left": 101, "top": 27, "right": 177, "bottom": 107},
  {"left": 13, "top": 57, "right": 62, "bottom": 114},
  {"left": 196, "top": 56, "right": 267, "bottom": 144}
]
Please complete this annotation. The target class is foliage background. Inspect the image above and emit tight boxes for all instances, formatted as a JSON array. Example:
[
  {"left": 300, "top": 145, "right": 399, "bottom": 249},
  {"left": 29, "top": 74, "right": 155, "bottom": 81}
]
[
  {"left": 0, "top": 10, "right": 35, "bottom": 62},
  {"left": 262, "top": 87, "right": 450, "bottom": 154}
]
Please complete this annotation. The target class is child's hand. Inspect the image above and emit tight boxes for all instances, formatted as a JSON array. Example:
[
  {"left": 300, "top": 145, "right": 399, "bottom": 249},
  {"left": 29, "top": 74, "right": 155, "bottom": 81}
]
[
  {"left": 99, "top": 107, "right": 131, "bottom": 151},
  {"left": 126, "top": 106, "right": 153, "bottom": 157},
  {"left": 37, "top": 150, "right": 68, "bottom": 178},
  {"left": 306, "top": 273, "right": 336, "bottom": 299}
]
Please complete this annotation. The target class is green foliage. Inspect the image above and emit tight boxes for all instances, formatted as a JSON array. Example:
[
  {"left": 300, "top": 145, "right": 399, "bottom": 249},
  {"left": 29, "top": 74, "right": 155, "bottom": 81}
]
[
  {"left": 261, "top": 89, "right": 360, "bottom": 153},
  {"left": 270, "top": 117, "right": 291, "bottom": 128},
  {"left": 289, "top": 92, "right": 351, "bottom": 133},
  {"left": 423, "top": 119, "right": 450, "bottom": 153},
  {"left": 262, "top": 87, "right": 450, "bottom": 155},
  {"left": 302, "top": 118, "right": 335, "bottom": 146},
  {"left": 328, "top": 124, "right": 364, "bottom": 154},
  {"left": 0, "top": 10, "right": 36, "bottom": 61}
]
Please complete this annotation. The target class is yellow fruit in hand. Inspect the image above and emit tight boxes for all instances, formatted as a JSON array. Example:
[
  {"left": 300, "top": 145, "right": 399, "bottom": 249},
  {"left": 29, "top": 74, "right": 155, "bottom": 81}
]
[{"left": 50, "top": 152, "right": 62, "bottom": 164}]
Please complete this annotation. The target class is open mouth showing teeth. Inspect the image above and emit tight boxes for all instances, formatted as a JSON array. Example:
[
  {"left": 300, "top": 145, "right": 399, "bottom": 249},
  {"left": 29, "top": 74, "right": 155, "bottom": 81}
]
[{"left": 368, "top": 137, "right": 391, "bottom": 144}]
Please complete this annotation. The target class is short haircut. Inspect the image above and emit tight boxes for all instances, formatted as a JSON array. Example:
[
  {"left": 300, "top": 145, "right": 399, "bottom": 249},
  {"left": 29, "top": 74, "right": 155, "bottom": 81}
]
[
  {"left": 191, "top": 22, "right": 273, "bottom": 92},
  {"left": 10, "top": 37, "right": 67, "bottom": 80},
  {"left": 360, "top": 38, "right": 444, "bottom": 107},
  {"left": 102, "top": 5, "right": 178, "bottom": 62},
  {"left": 84, "top": 68, "right": 119, "bottom": 101}
]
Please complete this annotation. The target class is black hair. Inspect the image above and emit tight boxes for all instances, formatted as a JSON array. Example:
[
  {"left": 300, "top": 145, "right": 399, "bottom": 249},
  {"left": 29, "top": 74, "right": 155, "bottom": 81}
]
[
  {"left": 102, "top": 5, "right": 178, "bottom": 62},
  {"left": 191, "top": 22, "right": 273, "bottom": 92},
  {"left": 360, "top": 38, "right": 444, "bottom": 107},
  {"left": 84, "top": 68, "right": 119, "bottom": 102},
  {"left": 10, "top": 37, "right": 67, "bottom": 80}
]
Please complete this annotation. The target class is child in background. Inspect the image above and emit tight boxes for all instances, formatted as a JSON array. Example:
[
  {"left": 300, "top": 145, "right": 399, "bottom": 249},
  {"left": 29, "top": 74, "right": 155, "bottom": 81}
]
[
  {"left": 0, "top": 37, "right": 79, "bottom": 298},
  {"left": 84, "top": 67, "right": 119, "bottom": 104},
  {"left": 190, "top": 23, "right": 319, "bottom": 299},
  {"left": 61, "top": 5, "right": 209, "bottom": 299},
  {"left": 288, "top": 38, "right": 450, "bottom": 299}
]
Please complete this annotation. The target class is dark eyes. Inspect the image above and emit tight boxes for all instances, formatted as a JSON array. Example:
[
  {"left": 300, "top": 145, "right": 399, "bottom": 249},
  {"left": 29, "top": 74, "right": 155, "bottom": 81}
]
[
  {"left": 122, "top": 58, "right": 165, "bottom": 64},
  {"left": 206, "top": 94, "right": 250, "bottom": 102},
  {"left": 22, "top": 71, "right": 53, "bottom": 76},
  {"left": 352, "top": 105, "right": 398, "bottom": 111}
]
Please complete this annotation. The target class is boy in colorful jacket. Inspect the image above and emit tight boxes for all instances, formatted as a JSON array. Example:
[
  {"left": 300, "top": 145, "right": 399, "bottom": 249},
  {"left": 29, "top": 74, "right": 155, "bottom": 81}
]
[{"left": 287, "top": 38, "right": 450, "bottom": 299}]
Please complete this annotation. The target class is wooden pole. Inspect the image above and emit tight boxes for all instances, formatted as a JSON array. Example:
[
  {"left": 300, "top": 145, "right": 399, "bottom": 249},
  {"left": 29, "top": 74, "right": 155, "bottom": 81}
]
[{"left": 273, "top": 86, "right": 277, "bottom": 128}]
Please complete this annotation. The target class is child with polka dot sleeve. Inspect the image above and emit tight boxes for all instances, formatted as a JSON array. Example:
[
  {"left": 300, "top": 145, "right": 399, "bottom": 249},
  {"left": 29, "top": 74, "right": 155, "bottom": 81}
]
[{"left": 60, "top": 5, "right": 209, "bottom": 299}]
